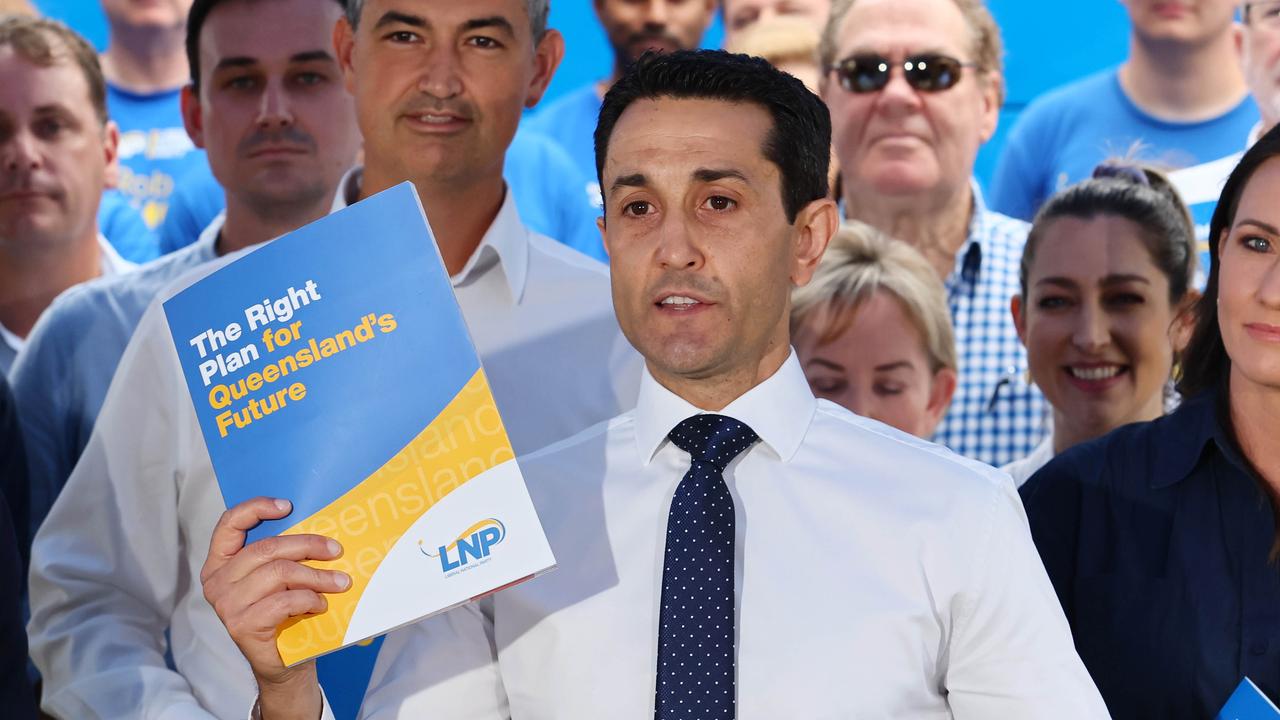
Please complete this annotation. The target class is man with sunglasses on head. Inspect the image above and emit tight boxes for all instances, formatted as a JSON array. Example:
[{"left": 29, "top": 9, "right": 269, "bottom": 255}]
[
  {"left": 991, "top": 0, "right": 1256, "bottom": 224},
  {"left": 820, "top": 0, "right": 1045, "bottom": 468}
]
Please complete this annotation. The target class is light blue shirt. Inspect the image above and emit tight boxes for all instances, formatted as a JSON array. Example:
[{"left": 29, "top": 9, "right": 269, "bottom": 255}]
[
  {"left": 928, "top": 185, "right": 1048, "bottom": 467},
  {"left": 525, "top": 83, "right": 603, "bottom": 211},
  {"left": 9, "top": 216, "right": 220, "bottom": 545},
  {"left": 991, "top": 69, "right": 1258, "bottom": 222}
]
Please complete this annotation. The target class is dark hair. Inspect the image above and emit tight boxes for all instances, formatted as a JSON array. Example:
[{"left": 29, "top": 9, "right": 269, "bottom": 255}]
[
  {"left": 1020, "top": 162, "right": 1197, "bottom": 307},
  {"left": 1178, "top": 123, "right": 1280, "bottom": 398},
  {"left": 0, "top": 15, "right": 107, "bottom": 124},
  {"left": 594, "top": 49, "right": 831, "bottom": 224},
  {"left": 186, "top": 0, "right": 347, "bottom": 91}
]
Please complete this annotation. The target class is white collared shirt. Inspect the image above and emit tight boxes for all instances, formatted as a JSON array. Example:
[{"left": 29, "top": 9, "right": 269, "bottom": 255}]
[
  {"left": 349, "top": 353, "right": 1108, "bottom": 719},
  {"left": 28, "top": 185, "right": 640, "bottom": 719}
]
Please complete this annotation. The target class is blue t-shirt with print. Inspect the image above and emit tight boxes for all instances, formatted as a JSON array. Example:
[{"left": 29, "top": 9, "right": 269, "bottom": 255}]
[
  {"left": 525, "top": 84, "right": 603, "bottom": 210},
  {"left": 105, "top": 83, "right": 209, "bottom": 232},
  {"left": 990, "top": 69, "right": 1258, "bottom": 222}
]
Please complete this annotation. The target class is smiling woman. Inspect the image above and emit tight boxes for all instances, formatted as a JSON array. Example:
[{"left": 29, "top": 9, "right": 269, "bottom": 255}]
[
  {"left": 1020, "top": 125, "right": 1280, "bottom": 718},
  {"left": 1003, "top": 162, "right": 1196, "bottom": 484}
]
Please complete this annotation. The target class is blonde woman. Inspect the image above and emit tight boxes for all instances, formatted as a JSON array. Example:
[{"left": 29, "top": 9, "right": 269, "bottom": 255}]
[{"left": 792, "top": 221, "right": 958, "bottom": 438}]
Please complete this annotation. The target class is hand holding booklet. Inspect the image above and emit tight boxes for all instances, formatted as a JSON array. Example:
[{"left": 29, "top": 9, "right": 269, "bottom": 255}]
[{"left": 163, "top": 182, "right": 556, "bottom": 667}]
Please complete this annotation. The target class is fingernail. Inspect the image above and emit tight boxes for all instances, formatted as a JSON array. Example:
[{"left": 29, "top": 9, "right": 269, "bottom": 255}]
[
  {"left": 274, "top": 498, "right": 291, "bottom": 512},
  {"left": 334, "top": 572, "right": 351, "bottom": 590},
  {"left": 326, "top": 539, "right": 341, "bottom": 557}
]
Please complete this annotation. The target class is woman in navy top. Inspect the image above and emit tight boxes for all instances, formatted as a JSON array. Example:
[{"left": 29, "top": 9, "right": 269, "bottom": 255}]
[{"left": 1022, "top": 123, "right": 1280, "bottom": 718}]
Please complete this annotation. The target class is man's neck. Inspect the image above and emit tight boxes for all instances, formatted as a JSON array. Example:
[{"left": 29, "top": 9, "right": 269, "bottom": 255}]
[
  {"left": 101, "top": 25, "right": 188, "bottom": 94},
  {"left": 0, "top": 233, "right": 101, "bottom": 338},
  {"left": 844, "top": 185, "right": 973, "bottom": 281},
  {"left": 1119, "top": 31, "right": 1248, "bottom": 122},
  {"left": 651, "top": 339, "right": 791, "bottom": 412},
  {"left": 216, "top": 195, "right": 335, "bottom": 257},
  {"left": 359, "top": 166, "right": 506, "bottom": 276}
]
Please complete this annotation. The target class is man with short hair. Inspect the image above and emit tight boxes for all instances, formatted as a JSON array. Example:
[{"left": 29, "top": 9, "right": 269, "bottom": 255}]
[
  {"left": 820, "top": 0, "right": 1045, "bottom": 466},
  {"left": 991, "top": 0, "right": 1257, "bottom": 223},
  {"left": 96, "top": 0, "right": 205, "bottom": 261},
  {"left": 26, "top": 0, "right": 638, "bottom": 716},
  {"left": 0, "top": 15, "right": 134, "bottom": 377},
  {"left": 526, "top": 0, "right": 716, "bottom": 225},
  {"left": 201, "top": 49, "right": 1107, "bottom": 720},
  {"left": 23, "top": 2, "right": 360, "bottom": 716}
]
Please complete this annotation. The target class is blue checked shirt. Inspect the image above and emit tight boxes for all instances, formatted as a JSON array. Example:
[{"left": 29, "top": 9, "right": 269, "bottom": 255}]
[{"left": 930, "top": 185, "right": 1048, "bottom": 467}]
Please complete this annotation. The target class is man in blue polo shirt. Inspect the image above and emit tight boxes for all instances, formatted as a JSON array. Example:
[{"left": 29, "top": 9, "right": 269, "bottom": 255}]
[
  {"left": 990, "top": 0, "right": 1257, "bottom": 223},
  {"left": 525, "top": 0, "right": 716, "bottom": 248}
]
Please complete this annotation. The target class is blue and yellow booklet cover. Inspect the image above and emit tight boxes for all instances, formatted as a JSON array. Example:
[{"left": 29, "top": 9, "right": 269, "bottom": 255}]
[
  {"left": 1218, "top": 678, "right": 1280, "bottom": 719},
  {"left": 163, "top": 182, "right": 556, "bottom": 666}
]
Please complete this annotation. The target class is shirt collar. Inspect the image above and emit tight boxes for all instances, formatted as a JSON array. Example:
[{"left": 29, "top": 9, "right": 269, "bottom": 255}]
[
  {"left": 1150, "top": 388, "right": 1248, "bottom": 488},
  {"left": 945, "top": 179, "right": 988, "bottom": 285},
  {"left": 198, "top": 213, "right": 225, "bottom": 260},
  {"left": 634, "top": 350, "right": 817, "bottom": 465},
  {"left": 97, "top": 233, "right": 135, "bottom": 276},
  {"left": 0, "top": 321, "right": 21, "bottom": 354},
  {"left": 330, "top": 165, "right": 528, "bottom": 302}
]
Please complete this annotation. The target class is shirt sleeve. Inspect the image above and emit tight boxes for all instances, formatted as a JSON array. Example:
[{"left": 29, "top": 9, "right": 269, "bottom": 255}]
[
  {"left": 9, "top": 301, "right": 81, "bottom": 553},
  {"left": 943, "top": 476, "right": 1108, "bottom": 718},
  {"left": 988, "top": 110, "right": 1051, "bottom": 223},
  {"left": 26, "top": 303, "right": 219, "bottom": 720},
  {"left": 358, "top": 599, "right": 509, "bottom": 719}
]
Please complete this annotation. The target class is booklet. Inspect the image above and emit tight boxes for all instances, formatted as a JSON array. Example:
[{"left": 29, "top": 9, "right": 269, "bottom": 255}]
[
  {"left": 163, "top": 182, "right": 556, "bottom": 666},
  {"left": 1218, "top": 677, "right": 1280, "bottom": 720}
]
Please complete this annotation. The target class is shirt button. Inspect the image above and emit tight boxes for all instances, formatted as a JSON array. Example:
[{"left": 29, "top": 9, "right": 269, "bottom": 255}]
[{"left": 1250, "top": 640, "right": 1268, "bottom": 656}]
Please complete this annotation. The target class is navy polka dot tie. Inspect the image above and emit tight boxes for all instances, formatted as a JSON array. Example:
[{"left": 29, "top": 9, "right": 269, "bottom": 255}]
[{"left": 655, "top": 414, "right": 759, "bottom": 720}]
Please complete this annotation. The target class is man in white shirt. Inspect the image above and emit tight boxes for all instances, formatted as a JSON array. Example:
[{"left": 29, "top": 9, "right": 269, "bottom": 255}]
[
  {"left": 26, "top": 0, "right": 636, "bottom": 718},
  {"left": 0, "top": 15, "right": 135, "bottom": 376},
  {"left": 202, "top": 49, "right": 1107, "bottom": 719}
]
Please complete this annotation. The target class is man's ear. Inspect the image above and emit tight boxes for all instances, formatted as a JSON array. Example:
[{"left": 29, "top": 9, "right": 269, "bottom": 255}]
[
  {"left": 597, "top": 214, "right": 611, "bottom": 259},
  {"left": 180, "top": 84, "right": 205, "bottom": 150},
  {"left": 334, "top": 16, "right": 357, "bottom": 96},
  {"left": 790, "top": 197, "right": 839, "bottom": 287},
  {"left": 526, "top": 29, "right": 566, "bottom": 109},
  {"left": 977, "top": 72, "right": 1002, "bottom": 144},
  {"left": 98, "top": 119, "right": 121, "bottom": 189}
]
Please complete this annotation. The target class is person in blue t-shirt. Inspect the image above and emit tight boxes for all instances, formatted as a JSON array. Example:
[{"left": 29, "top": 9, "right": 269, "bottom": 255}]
[
  {"left": 94, "top": 0, "right": 206, "bottom": 261},
  {"left": 526, "top": 0, "right": 716, "bottom": 236},
  {"left": 990, "top": 0, "right": 1257, "bottom": 225},
  {"left": 1170, "top": 4, "right": 1280, "bottom": 280}
]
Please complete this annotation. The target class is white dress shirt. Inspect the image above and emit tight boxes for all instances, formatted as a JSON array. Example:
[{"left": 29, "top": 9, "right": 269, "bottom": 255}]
[
  {"left": 345, "top": 353, "right": 1108, "bottom": 719},
  {"left": 1001, "top": 435, "right": 1055, "bottom": 488},
  {"left": 28, "top": 187, "right": 640, "bottom": 719}
]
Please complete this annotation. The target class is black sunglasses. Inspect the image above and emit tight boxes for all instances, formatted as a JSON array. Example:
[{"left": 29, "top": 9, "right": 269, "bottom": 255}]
[{"left": 827, "top": 53, "right": 979, "bottom": 94}]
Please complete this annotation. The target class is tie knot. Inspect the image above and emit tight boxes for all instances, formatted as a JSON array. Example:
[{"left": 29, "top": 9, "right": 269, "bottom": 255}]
[{"left": 668, "top": 414, "right": 758, "bottom": 471}]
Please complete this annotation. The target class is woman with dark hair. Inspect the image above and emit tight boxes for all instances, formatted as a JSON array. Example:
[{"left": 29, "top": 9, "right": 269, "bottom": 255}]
[
  {"left": 1021, "top": 124, "right": 1280, "bottom": 718},
  {"left": 1003, "top": 162, "right": 1198, "bottom": 485}
]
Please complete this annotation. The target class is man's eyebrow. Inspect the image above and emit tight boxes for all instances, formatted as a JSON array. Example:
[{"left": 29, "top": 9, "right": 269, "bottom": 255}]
[
  {"left": 212, "top": 57, "right": 257, "bottom": 73},
  {"left": 289, "top": 50, "right": 336, "bottom": 64},
  {"left": 609, "top": 173, "right": 648, "bottom": 193},
  {"left": 374, "top": 10, "right": 427, "bottom": 29},
  {"left": 692, "top": 168, "right": 749, "bottom": 184},
  {"left": 462, "top": 16, "right": 516, "bottom": 37}
]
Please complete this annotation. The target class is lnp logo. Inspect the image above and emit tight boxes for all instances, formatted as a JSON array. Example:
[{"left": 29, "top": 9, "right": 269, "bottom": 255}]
[{"left": 420, "top": 518, "right": 506, "bottom": 574}]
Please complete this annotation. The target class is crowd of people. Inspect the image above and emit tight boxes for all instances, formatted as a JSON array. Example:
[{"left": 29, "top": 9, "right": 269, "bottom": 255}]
[{"left": 1, "top": 0, "right": 1278, "bottom": 718}]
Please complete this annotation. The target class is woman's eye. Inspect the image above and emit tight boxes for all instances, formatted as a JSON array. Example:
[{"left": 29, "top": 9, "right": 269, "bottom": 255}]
[
  {"left": 1243, "top": 234, "right": 1273, "bottom": 253},
  {"left": 810, "top": 378, "right": 846, "bottom": 394},
  {"left": 873, "top": 383, "right": 904, "bottom": 396}
]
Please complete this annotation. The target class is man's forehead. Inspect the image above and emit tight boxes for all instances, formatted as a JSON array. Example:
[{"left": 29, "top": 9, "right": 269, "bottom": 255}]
[
  {"left": 200, "top": 0, "right": 339, "bottom": 69},
  {"left": 836, "top": 0, "right": 969, "bottom": 54},
  {"left": 0, "top": 50, "right": 89, "bottom": 107},
  {"left": 362, "top": 0, "right": 528, "bottom": 29}
]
